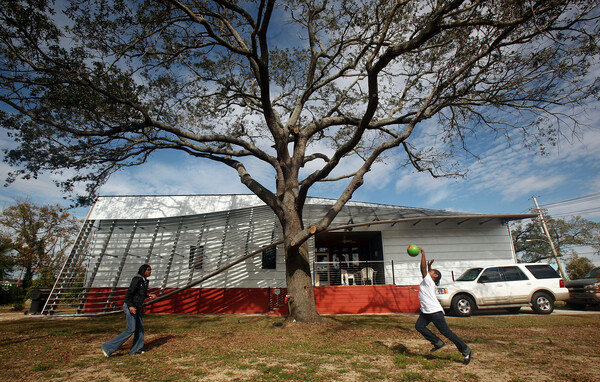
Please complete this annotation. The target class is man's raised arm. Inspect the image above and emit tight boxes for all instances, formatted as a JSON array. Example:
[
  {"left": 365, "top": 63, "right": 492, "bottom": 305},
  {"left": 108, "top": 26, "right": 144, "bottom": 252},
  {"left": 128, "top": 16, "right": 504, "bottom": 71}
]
[{"left": 420, "top": 247, "right": 434, "bottom": 279}]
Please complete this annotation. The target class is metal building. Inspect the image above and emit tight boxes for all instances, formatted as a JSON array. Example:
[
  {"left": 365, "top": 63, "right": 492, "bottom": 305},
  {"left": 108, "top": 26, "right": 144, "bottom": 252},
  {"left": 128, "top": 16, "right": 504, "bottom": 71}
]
[{"left": 43, "top": 194, "right": 534, "bottom": 316}]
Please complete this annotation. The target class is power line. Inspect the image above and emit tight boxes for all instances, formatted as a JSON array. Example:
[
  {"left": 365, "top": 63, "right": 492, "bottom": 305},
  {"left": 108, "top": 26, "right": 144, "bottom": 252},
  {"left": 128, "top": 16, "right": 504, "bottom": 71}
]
[
  {"left": 533, "top": 192, "right": 600, "bottom": 219},
  {"left": 540, "top": 192, "right": 600, "bottom": 208},
  {"left": 551, "top": 206, "right": 600, "bottom": 217}
]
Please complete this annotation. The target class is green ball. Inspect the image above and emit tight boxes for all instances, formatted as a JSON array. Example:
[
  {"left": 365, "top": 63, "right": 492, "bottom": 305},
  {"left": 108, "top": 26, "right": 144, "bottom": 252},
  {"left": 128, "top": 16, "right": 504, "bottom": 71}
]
[{"left": 407, "top": 245, "right": 420, "bottom": 257}]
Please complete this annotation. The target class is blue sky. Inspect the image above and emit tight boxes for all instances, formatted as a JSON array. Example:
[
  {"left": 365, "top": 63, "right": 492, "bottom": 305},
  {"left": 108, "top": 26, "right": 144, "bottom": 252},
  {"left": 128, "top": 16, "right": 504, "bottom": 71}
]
[
  {"left": 1, "top": 108, "right": 599, "bottom": 265},
  {"left": 1, "top": 119, "right": 599, "bottom": 221}
]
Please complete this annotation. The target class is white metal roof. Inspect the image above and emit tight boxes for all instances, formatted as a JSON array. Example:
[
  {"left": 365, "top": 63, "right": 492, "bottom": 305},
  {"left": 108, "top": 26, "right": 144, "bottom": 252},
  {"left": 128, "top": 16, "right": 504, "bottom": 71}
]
[
  {"left": 88, "top": 194, "right": 404, "bottom": 220},
  {"left": 87, "top": 194, "right": 535, "bottom": 223}
]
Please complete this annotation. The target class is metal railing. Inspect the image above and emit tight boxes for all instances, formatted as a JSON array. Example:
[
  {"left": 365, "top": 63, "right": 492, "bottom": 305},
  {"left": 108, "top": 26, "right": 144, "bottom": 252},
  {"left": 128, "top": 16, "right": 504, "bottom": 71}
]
[{"left": 313, "top": 260, "right": 388, "bottom": 286}]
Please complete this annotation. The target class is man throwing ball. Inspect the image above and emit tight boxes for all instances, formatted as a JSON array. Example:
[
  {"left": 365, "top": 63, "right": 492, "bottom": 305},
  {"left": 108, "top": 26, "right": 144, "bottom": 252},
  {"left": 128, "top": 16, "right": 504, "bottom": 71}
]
[{"left": 415, "top": 247, "right": 472, "bottom": 364}]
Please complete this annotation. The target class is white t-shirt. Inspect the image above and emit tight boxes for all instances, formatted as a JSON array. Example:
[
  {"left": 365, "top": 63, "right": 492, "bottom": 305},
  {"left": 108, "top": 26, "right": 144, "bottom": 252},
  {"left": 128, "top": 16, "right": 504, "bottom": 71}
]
[{"left": 418, "top": 273, "right": 444, "bottom": 314}]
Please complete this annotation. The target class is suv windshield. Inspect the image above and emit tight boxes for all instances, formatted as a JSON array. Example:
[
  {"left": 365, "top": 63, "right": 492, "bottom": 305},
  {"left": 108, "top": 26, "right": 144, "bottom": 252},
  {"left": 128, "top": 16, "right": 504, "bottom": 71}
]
[
  {"left": 456, "top": 268, "right": 483, "bottom": 281},
  {"left": 583, "top": 267, "right": 600, "bottom": 279}
]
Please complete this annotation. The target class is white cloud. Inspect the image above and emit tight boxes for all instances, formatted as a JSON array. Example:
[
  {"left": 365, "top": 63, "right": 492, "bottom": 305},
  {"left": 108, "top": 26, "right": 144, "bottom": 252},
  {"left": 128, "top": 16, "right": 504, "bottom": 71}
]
[
  {"left": 446, "top": 123, "right": 600, "bottom": 203},
  {"left": 500, "top": 175, "right": 566, "bottom": 201},
  {"left": 101, "top": 158, "right": 250, "bottom": 196},
  {"left": 393, "top": 170, "right": 454, "bottom": 206},
  {"left": 362, "top": 160, "right": 394, "bottom": 191},
  {"left": 0, "top": 162, "right": 69, "bottom": 202}
]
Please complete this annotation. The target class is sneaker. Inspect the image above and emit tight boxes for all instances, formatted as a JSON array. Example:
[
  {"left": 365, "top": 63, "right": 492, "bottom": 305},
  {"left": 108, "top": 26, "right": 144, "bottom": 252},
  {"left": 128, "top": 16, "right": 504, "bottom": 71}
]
[
  {"left": 133, "top": 351, "right": 145, "bottom": 355},
  {"left": 463, "top": 349, "right": 472, "bottom": 365},
  {"left": 101, "top": 346, "right": 109, "bottom": 358},
  {"left": 430, "top": 342, "right": 446, "bottom": 352}
]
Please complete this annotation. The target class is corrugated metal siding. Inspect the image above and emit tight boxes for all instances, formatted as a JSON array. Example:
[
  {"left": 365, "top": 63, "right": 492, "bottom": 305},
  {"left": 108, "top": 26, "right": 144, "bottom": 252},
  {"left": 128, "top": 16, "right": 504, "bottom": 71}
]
[
  {"left": 381, "top": 220, "right": 515, "bottom": 285},
  {"left": 88, "top": 205, "right": 285, "bottom": 290},
  {"left": 45, "top": 195, "right": 529, "bottom": 315}
]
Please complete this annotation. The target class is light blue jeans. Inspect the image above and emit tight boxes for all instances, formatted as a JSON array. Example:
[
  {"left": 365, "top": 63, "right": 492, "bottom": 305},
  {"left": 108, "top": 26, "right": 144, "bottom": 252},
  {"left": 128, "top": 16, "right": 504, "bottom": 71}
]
[{"left": 101, "top": 303, "right": 144, "bottom": 356}]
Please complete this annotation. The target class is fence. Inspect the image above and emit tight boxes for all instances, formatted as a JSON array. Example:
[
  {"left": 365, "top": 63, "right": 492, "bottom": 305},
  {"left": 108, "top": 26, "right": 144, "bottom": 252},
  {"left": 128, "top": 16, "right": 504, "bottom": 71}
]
[{"left": 313, "top": 260, "right": 420, "bottom": 286}]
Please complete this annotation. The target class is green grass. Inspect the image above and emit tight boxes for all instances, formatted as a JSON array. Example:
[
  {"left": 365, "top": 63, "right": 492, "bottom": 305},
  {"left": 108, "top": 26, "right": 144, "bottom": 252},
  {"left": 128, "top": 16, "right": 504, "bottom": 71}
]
[
  {"left": 31, "top": 362, "right": 55, "bottom": 372},
  {"left": 0, "top": 308, "right": 598, "bottom": 381}
]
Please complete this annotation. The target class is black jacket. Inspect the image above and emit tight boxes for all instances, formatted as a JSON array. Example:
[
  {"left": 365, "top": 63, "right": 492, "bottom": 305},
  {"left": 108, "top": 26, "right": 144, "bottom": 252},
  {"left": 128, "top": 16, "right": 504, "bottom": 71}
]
[{"left": 124, "top": 275, "right": 149, "bottom": 311}]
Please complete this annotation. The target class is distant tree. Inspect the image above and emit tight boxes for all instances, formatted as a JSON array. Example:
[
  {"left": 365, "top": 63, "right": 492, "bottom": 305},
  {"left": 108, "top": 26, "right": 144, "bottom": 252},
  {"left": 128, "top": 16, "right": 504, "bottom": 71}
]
[
  {"left": 1, "top": 1, "right": 599, "bottom": 321},
  {"left": 512, "top": 216, "right": 600, "bottom": 264},
  {"left": 0, "top": 235, "right": 14, "bottom": 280},
  {"left": 0, "top": 201, "right": 80, "bottom": 290},
  {"left": 565, "top": 254, "right": 595, "bottom": 280}
]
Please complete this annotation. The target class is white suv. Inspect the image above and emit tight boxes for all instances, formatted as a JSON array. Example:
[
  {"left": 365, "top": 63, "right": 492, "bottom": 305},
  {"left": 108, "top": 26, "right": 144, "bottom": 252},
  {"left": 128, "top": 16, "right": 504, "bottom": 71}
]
[{"left": 436, "top": 264, "right": 568, "bottom": 317}]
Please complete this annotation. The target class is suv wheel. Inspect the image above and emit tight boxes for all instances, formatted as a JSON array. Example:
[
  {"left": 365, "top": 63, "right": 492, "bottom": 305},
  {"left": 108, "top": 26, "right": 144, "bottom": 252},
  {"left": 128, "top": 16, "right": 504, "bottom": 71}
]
[
  {"left": 451, "top": 295, "right": 474, "bottom": 317},
  {"left": 531, "top": 291, "right": 554, "bottom": 314}
]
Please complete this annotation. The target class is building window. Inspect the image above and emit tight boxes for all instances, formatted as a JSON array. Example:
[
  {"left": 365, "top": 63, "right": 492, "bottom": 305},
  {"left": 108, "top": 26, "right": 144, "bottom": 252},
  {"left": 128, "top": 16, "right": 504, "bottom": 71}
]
[
  {"left": 262, "top": 247, "right": 276, "bottom": 269},
  {"left": 189, "top": 245, "right": 204, "bottom": 269}
]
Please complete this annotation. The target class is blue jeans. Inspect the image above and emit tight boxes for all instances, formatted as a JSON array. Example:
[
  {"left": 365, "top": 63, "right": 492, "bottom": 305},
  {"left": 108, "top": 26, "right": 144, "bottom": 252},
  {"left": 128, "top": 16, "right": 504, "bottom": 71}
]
[
  {"left": 415, "top": 311, "right": 470, "bottom": 356},
  {"left": 101, "top": 303, "right": 144, "bottom": 356}
]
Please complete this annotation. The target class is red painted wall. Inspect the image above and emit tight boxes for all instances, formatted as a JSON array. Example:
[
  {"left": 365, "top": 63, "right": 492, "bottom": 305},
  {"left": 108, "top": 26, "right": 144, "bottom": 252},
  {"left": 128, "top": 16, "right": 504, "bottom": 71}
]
[
  {"left": 313, "top": 285, "right": 421, "bottom": 314},
  {"left": 148, "top": 288, "right": 270, "bottom": 314},
  {"left": 82, "top": 285, "right": 421, "bottom": 315},
  {"left": 82, "top": 287, "right": 272, "bottom": 314}
]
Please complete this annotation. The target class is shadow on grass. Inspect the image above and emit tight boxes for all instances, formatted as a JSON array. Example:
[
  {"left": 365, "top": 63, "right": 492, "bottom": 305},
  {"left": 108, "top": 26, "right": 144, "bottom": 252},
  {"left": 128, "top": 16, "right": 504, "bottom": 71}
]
[
  {"left": 375, "top": 341, "right": 465, "bottom": 365},
  {"left": 99, "top": 335, "right": 177, "bottom": 357},
  {"left": 374, "top": 341, "right": 418, "bottom": 355},
  {"left": 0, "top": 333, "right": 51, "bottom": 347},
  {"left": 144, "top": 334, "right": 177, "bottom": 351},
  {"left": 326, "top": 315, "right": 416, "bottom": 333}
]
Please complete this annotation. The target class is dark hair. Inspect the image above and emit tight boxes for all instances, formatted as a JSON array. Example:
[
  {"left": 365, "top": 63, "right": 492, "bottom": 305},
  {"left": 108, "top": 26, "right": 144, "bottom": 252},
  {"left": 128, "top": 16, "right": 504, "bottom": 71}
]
[
  {"left": 432, "top": 269, "right": 442, "bottom": 285},
  {"left": 138, "top": 264, "right": 151, "bottom": 276}
]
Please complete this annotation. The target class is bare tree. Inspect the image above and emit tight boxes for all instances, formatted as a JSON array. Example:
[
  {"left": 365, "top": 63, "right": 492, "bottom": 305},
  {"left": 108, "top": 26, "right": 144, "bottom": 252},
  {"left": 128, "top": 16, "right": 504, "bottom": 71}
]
[{"left": 0, "top": 0, "right": 598, "bottom": 321}]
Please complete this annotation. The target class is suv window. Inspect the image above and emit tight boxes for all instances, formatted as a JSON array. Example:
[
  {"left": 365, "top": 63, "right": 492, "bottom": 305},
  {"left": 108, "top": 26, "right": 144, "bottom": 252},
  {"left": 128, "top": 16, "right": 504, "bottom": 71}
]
[
  {"left": 479, "top": 267, "right": 503, "bottom": 283},
  {"left": 456, "top": 268, "right": 483, "bottom": 281},
  {"left": 501, "top": 266, "right": 528, "bottom": 281},
  {"left": 583, "top": 267, "right": 600, "bottom": 279},
  {"left": 525, "top": 264, "right": 560, "bottom": 279}
]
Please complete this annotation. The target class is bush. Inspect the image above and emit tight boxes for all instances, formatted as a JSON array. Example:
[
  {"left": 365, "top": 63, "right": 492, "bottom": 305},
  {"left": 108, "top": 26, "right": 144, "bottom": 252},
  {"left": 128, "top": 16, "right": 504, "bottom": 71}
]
[
  {"left": 11, "top": 301, "right": 24, "bottom": 311},
  {"left": 0, "top": 285, "right": 26, "bottom": 306},
  {"left": 565, "top": 254, "right": 595, "bottom": 280}
]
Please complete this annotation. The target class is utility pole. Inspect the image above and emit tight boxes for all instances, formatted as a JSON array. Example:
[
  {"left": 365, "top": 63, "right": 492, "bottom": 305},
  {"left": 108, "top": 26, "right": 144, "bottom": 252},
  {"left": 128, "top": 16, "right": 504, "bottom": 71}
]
[{"left": 531, "top": 196, "right": 568, "bottom": 280}]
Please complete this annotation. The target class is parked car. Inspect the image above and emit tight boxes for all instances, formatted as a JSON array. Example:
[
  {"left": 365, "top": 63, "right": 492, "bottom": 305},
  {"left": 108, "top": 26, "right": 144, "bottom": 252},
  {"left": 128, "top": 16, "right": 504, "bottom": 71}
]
[
  {"left": 565, "top": 267, "right": 600, "bottom": 309},
  {"left": 436, "top": 263, "right": 568, "bottom": 317}
]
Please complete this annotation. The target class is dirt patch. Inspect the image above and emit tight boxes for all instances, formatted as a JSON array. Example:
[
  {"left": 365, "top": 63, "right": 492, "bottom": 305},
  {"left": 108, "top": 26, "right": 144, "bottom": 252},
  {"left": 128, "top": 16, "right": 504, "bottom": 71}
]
[{"left": 0, "top": 310, "right": 31, "bottom": 321}]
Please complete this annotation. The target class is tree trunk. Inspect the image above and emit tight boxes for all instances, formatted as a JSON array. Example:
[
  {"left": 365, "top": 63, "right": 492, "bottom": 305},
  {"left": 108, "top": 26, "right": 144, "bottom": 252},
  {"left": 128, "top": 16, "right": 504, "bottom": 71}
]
[
  {"left": 285, "top": 241, "right": 322, "bottom": 323},
  {"left": 281, "top": 208, "right": 322, "bottom": 323},
  {"left": 22, "top": 266, "right": 33, "bottom": 290}
]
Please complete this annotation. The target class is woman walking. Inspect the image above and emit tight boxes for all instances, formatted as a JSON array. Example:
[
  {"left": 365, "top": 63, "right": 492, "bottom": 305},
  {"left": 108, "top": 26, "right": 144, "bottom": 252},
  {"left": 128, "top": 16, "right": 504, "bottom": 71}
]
[{"left": 101, "top": 264, "right": 156, "bottom": 357}]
